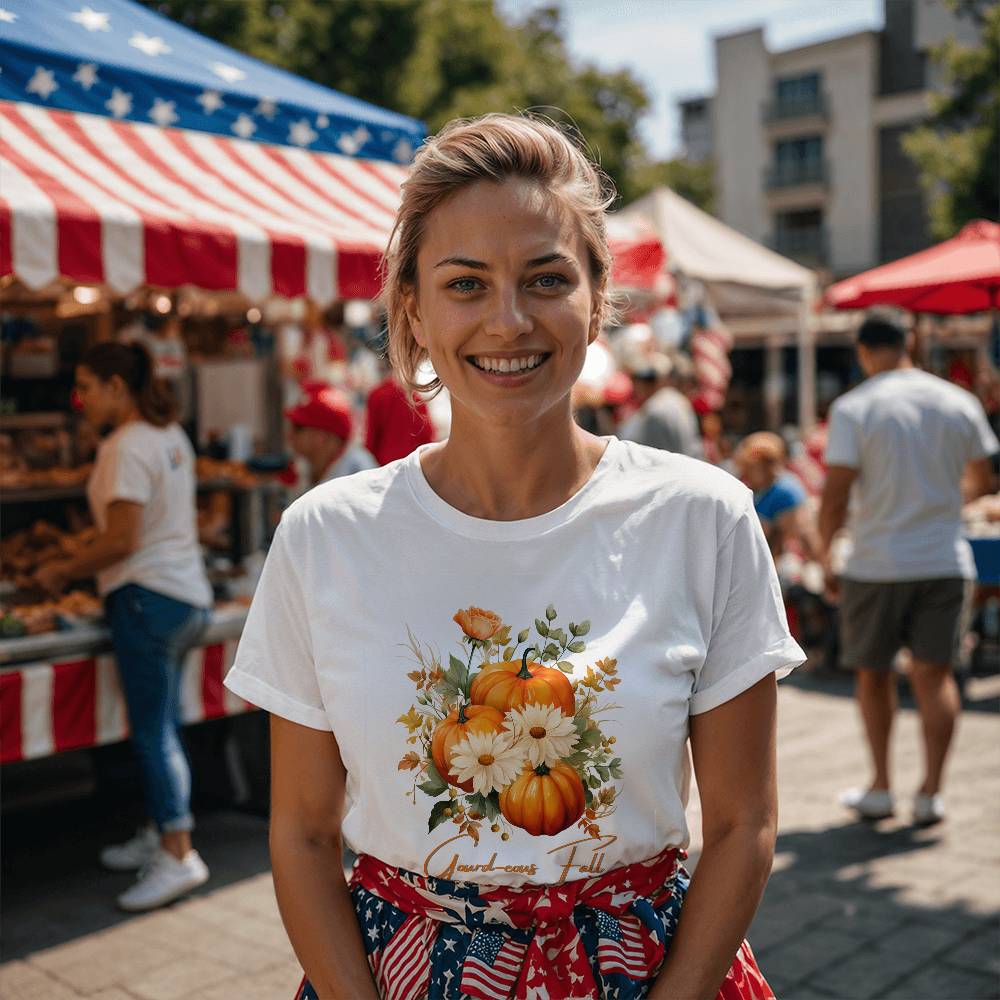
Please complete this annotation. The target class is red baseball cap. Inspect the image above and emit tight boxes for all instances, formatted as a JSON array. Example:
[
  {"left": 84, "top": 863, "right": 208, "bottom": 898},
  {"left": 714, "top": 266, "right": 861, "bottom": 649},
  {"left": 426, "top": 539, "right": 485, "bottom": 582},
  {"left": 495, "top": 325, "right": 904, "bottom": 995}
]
[{"left": 285, "top": 386, "right": 353, "bottom": 440}]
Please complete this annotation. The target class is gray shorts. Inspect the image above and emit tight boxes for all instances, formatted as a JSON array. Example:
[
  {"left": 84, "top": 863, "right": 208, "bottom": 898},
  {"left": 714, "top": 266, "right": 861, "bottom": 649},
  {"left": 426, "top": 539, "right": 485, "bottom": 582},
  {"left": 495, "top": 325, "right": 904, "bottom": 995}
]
[{"left": 839, "top": 577, "right": 974, "bottom": 671}]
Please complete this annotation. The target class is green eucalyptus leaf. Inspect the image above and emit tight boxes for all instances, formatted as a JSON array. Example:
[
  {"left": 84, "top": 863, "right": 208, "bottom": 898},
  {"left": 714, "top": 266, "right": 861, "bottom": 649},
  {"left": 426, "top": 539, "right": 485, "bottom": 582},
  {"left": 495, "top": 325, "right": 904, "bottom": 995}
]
[
  {"left": 517, "top": 628, "right": 530, "bottom": 644},
  {"left": 556, "top": 660, "right": 574, "bottom": 673},
  {"left": 576, "top": 620, "right": 591, "bottom": 636},
  {"left": 610, "top": 765, "right": 624, "bottom": 779},
  {"left": 545, "top": 604, "right": 557, "bottom": 621},
  {"left": 466, "top": 791, "right": 501, "bottom": 821},
  {"left": 568, "top": 640, "right": 586, "bottom": 654},
  {"left": 534, "top": 619, "right": 549, "bottom": 637},
  {"left": 596, "top": 765, "right": 610, "bottom": 781},
  {"left": 502, "top": 645, "right": 514, "bottom": 660},
  {"left": 428, "top": 800, "right": 452, "bottom": 832},
  {"left": 588, "top": 774, "right": 602, "bottom": 789}
]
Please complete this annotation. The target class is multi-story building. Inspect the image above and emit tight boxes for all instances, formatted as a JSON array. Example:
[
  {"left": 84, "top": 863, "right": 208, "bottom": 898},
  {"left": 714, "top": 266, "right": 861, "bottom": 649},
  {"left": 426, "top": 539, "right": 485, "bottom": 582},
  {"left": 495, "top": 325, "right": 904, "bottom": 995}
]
[{"left": 685, "top": 0, "right": 980, "bottom": 278}]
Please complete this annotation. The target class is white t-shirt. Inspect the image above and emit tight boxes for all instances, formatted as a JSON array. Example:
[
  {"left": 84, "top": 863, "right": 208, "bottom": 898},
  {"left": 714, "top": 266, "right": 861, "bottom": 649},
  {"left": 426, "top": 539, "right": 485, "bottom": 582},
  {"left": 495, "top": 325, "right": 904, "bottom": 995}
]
[
  {"left": 87, "top": 421, "right": 213, "bottom": 608},
  {"left": 826, "top": 368, "right": 1000, "bottom": 582},
  {"left": 225, "top": 437, "right": 803, "bottom": 886}
]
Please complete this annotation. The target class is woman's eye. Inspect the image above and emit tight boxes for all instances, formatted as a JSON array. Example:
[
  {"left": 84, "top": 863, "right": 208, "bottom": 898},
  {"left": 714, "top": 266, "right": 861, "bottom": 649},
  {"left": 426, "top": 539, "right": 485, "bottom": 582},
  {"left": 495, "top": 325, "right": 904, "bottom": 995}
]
[
  {"left": 448, "top": 277, "right": 482, "bottom": 294},
  {"left": 532, "top": 273, "right": 568, "bottom": 289}
]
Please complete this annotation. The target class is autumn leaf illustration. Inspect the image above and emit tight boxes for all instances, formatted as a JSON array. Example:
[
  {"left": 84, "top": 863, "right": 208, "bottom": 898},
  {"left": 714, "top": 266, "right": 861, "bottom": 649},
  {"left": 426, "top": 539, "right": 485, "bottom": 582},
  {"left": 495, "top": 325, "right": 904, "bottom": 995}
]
[
  {"left": 398, "top": 751, "right": 422, "bottom": 772},
  {"left": 397, "top": 706, "right": 423, "bottom": 733}
]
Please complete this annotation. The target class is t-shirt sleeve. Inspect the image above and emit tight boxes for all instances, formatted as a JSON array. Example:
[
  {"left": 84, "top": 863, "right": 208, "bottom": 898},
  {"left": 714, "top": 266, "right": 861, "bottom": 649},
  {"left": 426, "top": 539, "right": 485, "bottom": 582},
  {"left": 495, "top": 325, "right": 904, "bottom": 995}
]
[
  {"left": 110, "top": 435, "right": 155, "bottom": 505},
  {"left": 223, "top": 520, "right": 331, "bottom": 731},
  {"left": 966, "top": 400, "right": 1000, "bottom": 460},
  {"left": 690, "top": 497, "right": 806, "bottom": 715},
  {"left": 824, "top": 403, "right": 861, "bottom": 468}
]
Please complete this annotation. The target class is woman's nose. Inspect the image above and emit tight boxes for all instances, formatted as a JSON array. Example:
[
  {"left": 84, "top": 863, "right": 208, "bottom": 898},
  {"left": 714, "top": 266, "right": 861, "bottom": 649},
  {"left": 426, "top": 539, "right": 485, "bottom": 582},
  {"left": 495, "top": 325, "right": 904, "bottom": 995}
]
[{"left": 483, "top": 288, "right": 532, "bottom": 341}]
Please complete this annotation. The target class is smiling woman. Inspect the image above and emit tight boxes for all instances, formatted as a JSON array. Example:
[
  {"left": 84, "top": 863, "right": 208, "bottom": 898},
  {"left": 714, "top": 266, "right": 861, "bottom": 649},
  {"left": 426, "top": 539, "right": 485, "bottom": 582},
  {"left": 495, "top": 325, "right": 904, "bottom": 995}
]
[{"left": 224, "top": 113, "right": 802, "bottom": 1000}]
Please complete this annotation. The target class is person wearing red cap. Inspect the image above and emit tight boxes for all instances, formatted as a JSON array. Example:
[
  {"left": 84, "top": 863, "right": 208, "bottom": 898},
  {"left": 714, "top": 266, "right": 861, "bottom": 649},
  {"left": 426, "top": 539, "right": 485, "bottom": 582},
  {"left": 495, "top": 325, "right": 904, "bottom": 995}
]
[
  {"left": 364, "top": 373, "right": 435, "bottom": 466},
  {"left": 286, "top": 386, "right": 376, "bottom": 488}
]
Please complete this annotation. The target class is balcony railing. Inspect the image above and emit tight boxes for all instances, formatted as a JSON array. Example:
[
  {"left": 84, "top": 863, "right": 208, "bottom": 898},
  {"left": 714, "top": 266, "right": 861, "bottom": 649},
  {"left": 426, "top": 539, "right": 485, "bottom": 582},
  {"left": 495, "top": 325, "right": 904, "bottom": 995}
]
[
  {"left": 769, "top": 226, "right": 829, "bottom": 264},
  {"left": 765, "top": 159, "right": 829, "bottom": 190},
  {"left": 763, "top": 91, "right": 829, "bottom": 123}
]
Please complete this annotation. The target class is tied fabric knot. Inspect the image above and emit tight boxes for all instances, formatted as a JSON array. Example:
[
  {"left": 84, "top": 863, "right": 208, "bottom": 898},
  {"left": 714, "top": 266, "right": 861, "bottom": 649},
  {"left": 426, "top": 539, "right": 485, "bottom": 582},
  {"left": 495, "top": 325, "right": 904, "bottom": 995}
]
[{"left": 349, "top": 847, "right": 681, "bottom": 1000}]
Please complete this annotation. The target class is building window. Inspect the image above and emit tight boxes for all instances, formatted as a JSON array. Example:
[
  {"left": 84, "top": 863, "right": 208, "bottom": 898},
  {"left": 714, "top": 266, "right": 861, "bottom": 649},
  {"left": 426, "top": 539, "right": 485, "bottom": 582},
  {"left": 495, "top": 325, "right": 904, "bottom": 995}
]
[
  {"left": 767, "top": 136, "right": 827, "bottom": 187},
  {"left": 775, "top": 73, "right": 820, "bottom": 105},
  {"left": 772, "top": 209, "right": 826, "bottom": 264},
  {"left": 878, "top": 123, "right": 931, "bottom": 261}
]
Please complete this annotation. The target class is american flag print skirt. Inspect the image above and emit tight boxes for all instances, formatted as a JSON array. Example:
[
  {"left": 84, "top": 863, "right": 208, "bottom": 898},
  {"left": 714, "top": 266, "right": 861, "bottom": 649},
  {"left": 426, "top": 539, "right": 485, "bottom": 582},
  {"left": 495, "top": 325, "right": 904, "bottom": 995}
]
[{"left": 294, "top": 846, "right": 775, "bottom": 1000}]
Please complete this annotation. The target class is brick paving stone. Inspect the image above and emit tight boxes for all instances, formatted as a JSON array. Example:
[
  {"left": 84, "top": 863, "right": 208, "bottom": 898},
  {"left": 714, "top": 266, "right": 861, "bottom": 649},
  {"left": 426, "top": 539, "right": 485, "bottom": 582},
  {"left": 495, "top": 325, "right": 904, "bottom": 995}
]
[
  {"left": 186, "top": 964, "right": 304, "bottom": 1000},
  {"left": 0, "top": 960, "right": 80, "bottom": 999},
  {"left": 756, "top": 928, "right": 862, "bottom": 988},
  {"left": 944, "top": 921, "right": 1000, "bottom": 977},
  {"left": 807, "top": 943, "right": 941, "bottom": 1000},
  {"left": 880, "top": 962, "right": 1000, "bottom": 1000},
  {"left": 127, "top": 955, "right": 236, "bottom": 1000},
  {"left": 31, "top": 935, "right": 183, "bottom": 994}
]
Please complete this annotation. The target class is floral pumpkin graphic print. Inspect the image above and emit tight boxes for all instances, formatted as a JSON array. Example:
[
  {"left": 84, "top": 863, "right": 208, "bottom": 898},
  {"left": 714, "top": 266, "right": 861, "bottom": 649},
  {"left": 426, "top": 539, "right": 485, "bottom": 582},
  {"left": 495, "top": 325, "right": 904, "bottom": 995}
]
[{"left": 397, "top": 604, "right": 623, "bottom": 844}]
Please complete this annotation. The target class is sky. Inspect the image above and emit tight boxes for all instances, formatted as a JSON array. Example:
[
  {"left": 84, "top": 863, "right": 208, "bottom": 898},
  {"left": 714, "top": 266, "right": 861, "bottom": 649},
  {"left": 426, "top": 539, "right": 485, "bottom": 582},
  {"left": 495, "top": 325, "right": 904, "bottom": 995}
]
[{"left": 507, "top": 0, "right": 884, "bottom": 160}]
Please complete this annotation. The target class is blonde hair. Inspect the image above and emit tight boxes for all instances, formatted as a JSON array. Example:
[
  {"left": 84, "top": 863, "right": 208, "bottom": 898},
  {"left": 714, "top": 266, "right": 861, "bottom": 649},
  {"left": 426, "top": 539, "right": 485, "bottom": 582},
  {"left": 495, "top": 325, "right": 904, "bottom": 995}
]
[{"left": 381, "top": 113, "right": 617, "bottom": 395}]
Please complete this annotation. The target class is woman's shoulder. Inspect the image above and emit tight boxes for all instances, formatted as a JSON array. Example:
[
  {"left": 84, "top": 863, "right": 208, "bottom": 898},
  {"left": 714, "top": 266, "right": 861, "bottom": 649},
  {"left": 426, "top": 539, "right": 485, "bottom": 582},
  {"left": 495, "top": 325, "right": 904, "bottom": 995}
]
[
  {"left": 613, "top": 439, "right": 752, "bottom": 524},
  {"left": 279, "top": 458, "right": 407, "bottom": 535}
]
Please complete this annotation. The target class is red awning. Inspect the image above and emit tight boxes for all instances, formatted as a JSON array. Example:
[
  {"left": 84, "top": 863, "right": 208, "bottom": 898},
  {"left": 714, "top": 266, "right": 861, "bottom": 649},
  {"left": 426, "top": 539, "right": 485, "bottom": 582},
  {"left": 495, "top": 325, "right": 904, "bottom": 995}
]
[
  {"left": 0, "top": 99, "right": 672, "bottom": 306},
  {"left": 824, "top": 220, "right": 1000, "bottom": 314},
  {"left": 0, "top": 100, "right": 406, "bottom": 303}
]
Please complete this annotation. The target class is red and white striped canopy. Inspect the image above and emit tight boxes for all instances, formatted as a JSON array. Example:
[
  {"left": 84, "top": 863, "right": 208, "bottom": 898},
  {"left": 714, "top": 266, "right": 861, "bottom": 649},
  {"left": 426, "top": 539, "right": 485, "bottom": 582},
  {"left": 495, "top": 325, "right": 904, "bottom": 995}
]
[
  {"left": 1, "top": 100, "right": 670, "bottom": 306},
  {"left": 0, "top": 100, "right": 407, "bottom": 303}
]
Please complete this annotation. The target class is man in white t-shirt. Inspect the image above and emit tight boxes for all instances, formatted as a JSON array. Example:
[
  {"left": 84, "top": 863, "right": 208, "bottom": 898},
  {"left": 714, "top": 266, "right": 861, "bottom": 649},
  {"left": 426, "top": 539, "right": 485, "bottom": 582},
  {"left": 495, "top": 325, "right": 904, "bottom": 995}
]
[{"left": 819, "top": 314, "right": 999, "bottom": 826}]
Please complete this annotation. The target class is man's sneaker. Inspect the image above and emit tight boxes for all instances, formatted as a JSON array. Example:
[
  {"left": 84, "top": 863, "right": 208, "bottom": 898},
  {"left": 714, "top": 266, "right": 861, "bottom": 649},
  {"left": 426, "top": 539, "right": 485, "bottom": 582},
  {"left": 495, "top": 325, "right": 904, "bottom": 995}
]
[
  {"left": 914, "top": 793, "right": 945, "bottom": 826},
  {"left": 839, "top": 787, "right": 895, "bottom": 819},
  {"left": 100, "top": 824, "right": 159, "bottom": 872},
  {"left": 117, "top": 848, "right": 209, "bottom": 912}
]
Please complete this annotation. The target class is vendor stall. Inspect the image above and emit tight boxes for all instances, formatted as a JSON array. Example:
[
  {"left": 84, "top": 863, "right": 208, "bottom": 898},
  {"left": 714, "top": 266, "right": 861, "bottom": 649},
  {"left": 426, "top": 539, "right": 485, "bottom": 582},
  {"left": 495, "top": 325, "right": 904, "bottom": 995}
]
[
  {"left": 615, "top": 186, "right": 818, "bottom": 431},
  {"left": 0, "top": 0, "right": 426, "bottom": 776}
]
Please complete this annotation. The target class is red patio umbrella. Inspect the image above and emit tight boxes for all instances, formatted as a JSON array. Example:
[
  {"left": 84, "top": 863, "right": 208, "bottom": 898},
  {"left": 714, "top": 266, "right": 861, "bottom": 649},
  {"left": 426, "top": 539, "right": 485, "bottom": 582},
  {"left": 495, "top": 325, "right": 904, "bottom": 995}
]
[{"left": 824, "top": 219, "right": 1000, "bottom": 314}]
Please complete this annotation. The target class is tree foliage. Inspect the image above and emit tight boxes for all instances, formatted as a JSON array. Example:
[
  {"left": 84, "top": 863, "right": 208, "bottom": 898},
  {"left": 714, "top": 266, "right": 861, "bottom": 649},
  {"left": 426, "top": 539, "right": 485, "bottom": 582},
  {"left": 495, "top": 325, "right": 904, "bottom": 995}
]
[
  {"left": 140, "top": 0, "right": 660, "bottom": 204},
  {"left": 623, "top": 156, "right": 715, "bottom": 211},
  {"left": 902, "top": 0, "right": 999, "bottom": 239}
]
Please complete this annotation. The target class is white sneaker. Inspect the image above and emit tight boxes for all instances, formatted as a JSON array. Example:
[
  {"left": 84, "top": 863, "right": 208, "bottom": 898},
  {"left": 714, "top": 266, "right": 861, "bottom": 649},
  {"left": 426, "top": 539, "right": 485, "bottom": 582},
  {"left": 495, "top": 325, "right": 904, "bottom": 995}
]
[
  {"left": 914, "top": 793, "right": 945, "bottom": 826},
  {"left": 839, "top": 787, "right": 895, "bottom": 819},
  {"left": 117, "top": 848, "right": 209, "bottom": 912},
  {"left": 100, "top": 824, "right": 159, "bottom": 872}
]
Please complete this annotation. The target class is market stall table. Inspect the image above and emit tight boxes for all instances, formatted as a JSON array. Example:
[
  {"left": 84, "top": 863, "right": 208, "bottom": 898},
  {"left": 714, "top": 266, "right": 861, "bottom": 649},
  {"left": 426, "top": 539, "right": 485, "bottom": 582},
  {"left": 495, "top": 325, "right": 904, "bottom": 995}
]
[{"left": 0, "top": 603, "right": 250, "bottom": 764}]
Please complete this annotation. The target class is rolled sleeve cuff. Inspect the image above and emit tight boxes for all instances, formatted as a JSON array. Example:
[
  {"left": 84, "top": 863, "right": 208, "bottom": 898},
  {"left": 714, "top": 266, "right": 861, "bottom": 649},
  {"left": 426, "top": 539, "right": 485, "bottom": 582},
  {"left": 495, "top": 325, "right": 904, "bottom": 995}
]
[
  {"left": 223, "top": 666, "right": 332, "bottom": 731},
  {"left": 689, "top": 637, "right": 806, "bottom": 716}
]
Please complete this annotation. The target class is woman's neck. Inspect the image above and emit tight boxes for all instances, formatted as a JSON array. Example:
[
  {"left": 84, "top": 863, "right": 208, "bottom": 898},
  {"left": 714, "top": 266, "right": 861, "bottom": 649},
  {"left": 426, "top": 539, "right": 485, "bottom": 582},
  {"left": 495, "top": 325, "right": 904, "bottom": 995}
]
[{"left": 418, "top": 408, "right": 607, "bottom": 522}]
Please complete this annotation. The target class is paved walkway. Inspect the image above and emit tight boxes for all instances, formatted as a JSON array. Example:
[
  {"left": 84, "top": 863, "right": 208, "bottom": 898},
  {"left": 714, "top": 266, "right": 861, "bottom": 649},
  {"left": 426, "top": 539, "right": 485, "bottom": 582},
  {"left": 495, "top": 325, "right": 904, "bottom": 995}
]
[{"left": 2, "top": 672, "right": 998, "bottom": 1000}]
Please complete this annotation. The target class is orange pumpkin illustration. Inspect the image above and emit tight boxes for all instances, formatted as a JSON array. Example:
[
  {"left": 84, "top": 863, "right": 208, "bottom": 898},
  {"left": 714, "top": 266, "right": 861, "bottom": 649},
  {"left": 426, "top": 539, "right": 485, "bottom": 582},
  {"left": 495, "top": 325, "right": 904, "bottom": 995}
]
[
  {"left": 499, "top": 762, "right": 586, "bottom": 836},
  {"left": 431, "top": 704, "right": 505, "bottom": 792},
  {"left": 470, "top": 648, "right": 575, "bottom": 716}
]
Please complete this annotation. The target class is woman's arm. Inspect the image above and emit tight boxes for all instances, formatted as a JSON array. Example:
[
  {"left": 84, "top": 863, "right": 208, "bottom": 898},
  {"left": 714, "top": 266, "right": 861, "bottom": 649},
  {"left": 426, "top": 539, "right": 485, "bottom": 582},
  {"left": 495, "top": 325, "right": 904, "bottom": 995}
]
[
  {"left": 269, "top": 713, "right": 379, "bottom": 1000},
  {"left": 34, "top": 501, "right": 143, "bottom": 593},
  {"left": 650, "top": 674, "right": 778, "bottom": 1000}
]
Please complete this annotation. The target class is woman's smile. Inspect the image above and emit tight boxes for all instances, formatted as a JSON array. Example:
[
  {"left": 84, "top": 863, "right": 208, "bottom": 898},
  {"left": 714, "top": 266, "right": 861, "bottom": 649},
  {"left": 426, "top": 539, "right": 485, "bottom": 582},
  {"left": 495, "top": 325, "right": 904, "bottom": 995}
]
[{"left": 466, "top": 351, "right": 553, "bottom": 385}]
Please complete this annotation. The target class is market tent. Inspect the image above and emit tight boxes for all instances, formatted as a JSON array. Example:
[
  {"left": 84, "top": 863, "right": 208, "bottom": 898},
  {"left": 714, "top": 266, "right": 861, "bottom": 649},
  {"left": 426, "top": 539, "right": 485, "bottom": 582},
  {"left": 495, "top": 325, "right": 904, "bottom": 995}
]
[
  {"left": 617, "top": 186, "right": 818, "bottom": 427},
  {"left": 616, "top": 186, "right": 815, "bottom": 318},
  {"left": 0, "top": 0, "right": 424, "bottom": 163},
  {"left": 824, "top": 220, "right": 1000, "bottom": 314},
  {"left": 0, "top": 100, "right": 407, "bottom": 302},
  {"left": 605, "top": 213, "right": 672, "bottom": 298}
]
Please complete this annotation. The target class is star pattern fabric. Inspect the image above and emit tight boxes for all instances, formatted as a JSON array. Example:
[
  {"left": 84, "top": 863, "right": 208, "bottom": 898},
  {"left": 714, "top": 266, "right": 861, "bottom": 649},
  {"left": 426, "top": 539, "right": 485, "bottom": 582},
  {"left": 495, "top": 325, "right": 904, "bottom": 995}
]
[
  {"left": 294, "top": 848, "right": 776, "bottom": 1000},
  {"left": 0, "top": 0, "right": 425, "bottom": 164}
]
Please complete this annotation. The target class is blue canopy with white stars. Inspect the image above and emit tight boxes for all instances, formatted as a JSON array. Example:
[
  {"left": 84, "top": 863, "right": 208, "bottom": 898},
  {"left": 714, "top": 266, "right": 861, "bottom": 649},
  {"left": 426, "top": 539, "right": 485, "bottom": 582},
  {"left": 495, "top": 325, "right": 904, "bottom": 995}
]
[{"left": 0, "top": 0, "right": 425, "bottom": 163}]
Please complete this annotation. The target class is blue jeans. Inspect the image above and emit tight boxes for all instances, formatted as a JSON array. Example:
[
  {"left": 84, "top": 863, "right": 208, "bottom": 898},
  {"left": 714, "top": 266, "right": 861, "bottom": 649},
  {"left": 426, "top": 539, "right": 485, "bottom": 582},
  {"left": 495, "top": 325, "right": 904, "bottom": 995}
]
[{"left": 105, "top": 584, "right": 210, "bottom": 833}]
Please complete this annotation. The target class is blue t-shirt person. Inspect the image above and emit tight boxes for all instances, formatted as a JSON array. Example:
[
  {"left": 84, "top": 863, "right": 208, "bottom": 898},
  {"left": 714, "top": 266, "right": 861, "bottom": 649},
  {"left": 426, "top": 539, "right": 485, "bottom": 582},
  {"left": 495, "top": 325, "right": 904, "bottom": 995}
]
[{"left": 754, "top": 472, "right": 807, "bottom": 526}]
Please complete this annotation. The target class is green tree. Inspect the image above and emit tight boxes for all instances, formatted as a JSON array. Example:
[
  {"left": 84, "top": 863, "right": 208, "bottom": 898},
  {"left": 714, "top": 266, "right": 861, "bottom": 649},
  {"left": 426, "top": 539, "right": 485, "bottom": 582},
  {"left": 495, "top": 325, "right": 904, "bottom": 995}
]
[
  {"left": 903, "top": 0, "right": 999, "bottom": 239},
  {"left": 140, "top": 0, "right": 650, "bottom": 200},
  {"left": 623, "top": 156, "right": 715, "bottom": 211}
]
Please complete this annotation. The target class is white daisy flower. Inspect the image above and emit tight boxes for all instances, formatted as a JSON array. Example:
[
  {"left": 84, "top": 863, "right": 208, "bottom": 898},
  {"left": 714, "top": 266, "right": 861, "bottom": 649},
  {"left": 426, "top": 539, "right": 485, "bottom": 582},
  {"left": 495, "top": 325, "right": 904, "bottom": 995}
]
[
  {"left": 505, "top": 703, "right": 578, "bottom": 768},
  {"left": 449, "top": 729, "right": 526, "bottom": 796}
]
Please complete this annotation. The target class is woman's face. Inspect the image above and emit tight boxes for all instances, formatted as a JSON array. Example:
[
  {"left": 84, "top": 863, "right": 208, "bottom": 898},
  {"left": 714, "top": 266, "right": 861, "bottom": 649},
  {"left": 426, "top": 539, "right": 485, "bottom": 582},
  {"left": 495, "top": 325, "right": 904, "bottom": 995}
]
[
  {"left": 404, "top": 178, "right": 600, "bottom": 430},
  {"left": 74, "top": 365, "right": 122, "bottom": 429}
]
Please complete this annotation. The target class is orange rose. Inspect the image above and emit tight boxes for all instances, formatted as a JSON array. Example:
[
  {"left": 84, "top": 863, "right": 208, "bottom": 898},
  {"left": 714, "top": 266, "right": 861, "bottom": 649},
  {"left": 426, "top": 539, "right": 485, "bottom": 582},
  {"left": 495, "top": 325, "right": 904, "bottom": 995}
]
[{"left": 453, "top": 607, "right": 502, "bottom": 642}]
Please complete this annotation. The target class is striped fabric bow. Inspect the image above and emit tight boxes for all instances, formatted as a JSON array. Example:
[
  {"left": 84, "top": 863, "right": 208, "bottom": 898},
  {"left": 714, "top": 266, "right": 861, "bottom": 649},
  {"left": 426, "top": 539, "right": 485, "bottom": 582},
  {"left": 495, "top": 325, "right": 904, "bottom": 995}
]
[{"left": 350, "top": 846, "right": 682, "bottom": 1000}]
